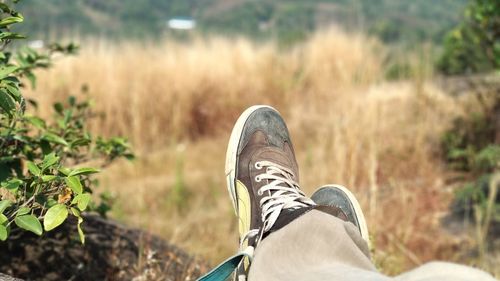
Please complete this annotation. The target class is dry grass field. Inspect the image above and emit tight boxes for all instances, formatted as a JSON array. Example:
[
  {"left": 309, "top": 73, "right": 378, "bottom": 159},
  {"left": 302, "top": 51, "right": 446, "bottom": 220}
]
[{"left": 25, "top": 28, "right": 498, "bottom": 276}]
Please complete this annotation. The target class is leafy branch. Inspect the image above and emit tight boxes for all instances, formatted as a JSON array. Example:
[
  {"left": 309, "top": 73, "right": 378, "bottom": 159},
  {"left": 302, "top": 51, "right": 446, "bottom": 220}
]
[{"left": 0, "top": 1, "right": 133, "bottom": 243}]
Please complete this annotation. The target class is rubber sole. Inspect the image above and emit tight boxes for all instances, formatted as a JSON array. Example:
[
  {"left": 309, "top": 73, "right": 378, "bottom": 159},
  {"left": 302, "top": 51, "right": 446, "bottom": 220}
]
[{"left": 225, "top": 105, "right": 277, "bottom": 214}]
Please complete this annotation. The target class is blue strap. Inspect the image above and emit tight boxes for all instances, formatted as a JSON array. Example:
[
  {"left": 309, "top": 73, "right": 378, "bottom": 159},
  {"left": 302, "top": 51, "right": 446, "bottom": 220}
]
[{"left": 196, "top": 252, "right": 250, "bottom": 281}]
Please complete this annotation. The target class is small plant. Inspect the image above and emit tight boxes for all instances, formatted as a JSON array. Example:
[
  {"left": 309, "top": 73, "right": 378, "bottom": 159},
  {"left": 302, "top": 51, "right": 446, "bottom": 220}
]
[
  {"left": 438, "top": 0, "right": 500, "bottom": 75},
  {"left": 0, "top": 1, "right": 132, "bottom": 243},
  {"left": 442, "top": 93, "right": 500, "bottom": 225},
  {"left": 442, "top": 92, "right": 499, "bottom": 267}
]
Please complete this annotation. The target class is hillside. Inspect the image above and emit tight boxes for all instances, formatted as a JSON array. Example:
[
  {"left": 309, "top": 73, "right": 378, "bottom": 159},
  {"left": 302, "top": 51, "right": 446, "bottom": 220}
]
[
  {"left": 20, "top": 30, "right": 498, "bottom": 275},
  {"left": 14, "top": 0, "right": 467, "bottom": 46}
]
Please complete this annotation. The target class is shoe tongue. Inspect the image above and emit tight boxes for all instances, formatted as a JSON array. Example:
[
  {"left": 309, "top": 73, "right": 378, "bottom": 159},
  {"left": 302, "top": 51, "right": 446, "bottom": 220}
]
[{"left": 253, "top": 148, "right": 294, "bottom": 173}]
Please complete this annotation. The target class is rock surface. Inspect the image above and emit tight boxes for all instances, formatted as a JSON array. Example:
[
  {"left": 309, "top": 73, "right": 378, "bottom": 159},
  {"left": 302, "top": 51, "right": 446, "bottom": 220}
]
[{"left": 0, "top": 214, "right": 208, "bottom": 281}]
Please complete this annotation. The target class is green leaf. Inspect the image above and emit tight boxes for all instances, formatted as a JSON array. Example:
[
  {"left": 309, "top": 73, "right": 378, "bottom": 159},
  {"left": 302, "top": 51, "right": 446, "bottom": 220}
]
[
  {"left": 26, "top": 71, "right": 36, "bottom": 88},
  {"left": 4, "top": 76, "right": 20, "bottom": 84},
  {"left": 72, "top": 193, "right": 91, "bottom": 211},
  {"left": 41, "top": 133, "right": 68, "bottom": 146},
  {"left": 0, "top": 65, "right": 18, "bottom": 79},
  {"left": 0, "top": 89, "right": 15, "bottom": 114},
  {"left": 70, "top": 138, "right": 91, "bottom": 147},
  {"left": 0, "top": 3, "right": 12, "bottom": 13},
  {"left": 16, "top": 206, "right": 30, "bottom": 216},
  {"left": 70, "top": 207, "right": 85, "bottom": 244},
  {"left": 27, "top": 161, "right": 41, "bottom": 176},
  {"left": 58, "top": 167, "right": 71, "bottom": 176},
  {"left": 12, "top": 135, "right": 29, "bottom": 143},
  {"left": 24, "top": 116, "right": 46, "bottom": 129},
  {"left": 0, "top": 16, "right": 23, "bottom": 27},
  {"left": 0, "top": 156, "right": 15, "bottom": 163},
  {"left": 44, "top": 204, "right": 68, "bottom": 231},
  {"left": 68, "top": 167, "right": 100, "bottom": 177},
  {"left": 65, "top": 176, "right": 82, "bottom": 194},
  {"left": 46, "top": 198, "right": 57, "bottom": 208},
  {"left": 41, "top": 153, "right": 59, "bottom": 170},
  {"left": 68, "top": 96, "right": 76, "bottom": 106},
  {"left": 0, "top": 213, "right": 7, "bottom": 224},
  {"left": 0, "top": 200, "right": 11, "bottom": 213},
  {"left": 0, "top": 32, "right": 25, "bottom": 40},
  {"left": 53, "top": 102, "right": 64, "bottom": 114},
  {"left": 77, "top": 216, "right": 84, "bottom": 244},
  {"left": 41, "top": 175, "right": 57, "bottom": 182},
  {"left": 5, "top": 83, "right": 21, "bottom": 102},
  {"left": 1, "top": 178, "right": 22, "bottom": 191},
  {"left": 70, "top": 207, "right": 80, "bottom": 217},
  {"left": 63, "top": 109, "right": 72, "bottom": 125},
  {"left": 0, "top": 225, "right": 7, "bottom": 241},
  {"left": 15, "top": 214, "right": 42, "bottom": 235}
]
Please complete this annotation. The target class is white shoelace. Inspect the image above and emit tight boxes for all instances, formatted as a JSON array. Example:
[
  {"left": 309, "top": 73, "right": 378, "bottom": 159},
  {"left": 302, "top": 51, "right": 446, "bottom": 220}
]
[
  {"left": 240, "top": 160, "right": 316, "bottom": 250},
  {"left": 255, "top": 160, "right": 316, "bottom": 232},
  {"left": 236, "top": 160, "right": 316, "bottom": 280}
]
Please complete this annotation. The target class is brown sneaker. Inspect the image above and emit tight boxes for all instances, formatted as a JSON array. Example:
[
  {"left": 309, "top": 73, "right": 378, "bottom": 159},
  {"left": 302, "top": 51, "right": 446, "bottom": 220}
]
[
  {"left": 311, "top": 184, "right": 369, "bottom": 243},
  {"left": 225, "top": 105, "right": 315, "bottom": 274}
]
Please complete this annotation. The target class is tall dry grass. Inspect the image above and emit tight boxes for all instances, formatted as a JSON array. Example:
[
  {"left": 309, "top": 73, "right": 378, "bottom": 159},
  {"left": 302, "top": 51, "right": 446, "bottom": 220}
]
[
  {"left": 32, "top": 29, "right": 383, "bottom": 147},
  {"left": 25, "top": 28, "right": 496, "bottom": 275}
]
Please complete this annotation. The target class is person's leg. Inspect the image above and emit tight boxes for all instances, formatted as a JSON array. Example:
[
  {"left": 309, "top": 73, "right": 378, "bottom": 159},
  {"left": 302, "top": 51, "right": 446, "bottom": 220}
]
[
  {"left": 248, "top": 185, "right": 497, "bottom": 281},
  {"left": 224, "top": 105, "right": 319, "bottom": 279},
  {"left": 218, "top": 105, "right": 497, "bottom": 281},
  {"left": 247, "top": 209, "right": 497, "bottom": 281},
  {"left": 248, "top": 210, "right": 389, "bottom": 281},
  {"left": 394, "top": 262, "right": 496, "bottom": 281},
  {"left": 248, "top": 184, "right": 385, "bottom": 281},
  {"left": 223, "top": 106, "right": 371, "bottom": 280}
]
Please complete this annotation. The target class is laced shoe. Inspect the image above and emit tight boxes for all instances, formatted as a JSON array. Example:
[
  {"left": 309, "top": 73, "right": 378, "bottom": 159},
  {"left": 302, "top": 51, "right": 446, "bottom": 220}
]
[
  {"left": 225, "top": 105, "right": 316, "bottom": 277},
  {"left": 311, "top": 184, "right": 370, "bottom": 243}
]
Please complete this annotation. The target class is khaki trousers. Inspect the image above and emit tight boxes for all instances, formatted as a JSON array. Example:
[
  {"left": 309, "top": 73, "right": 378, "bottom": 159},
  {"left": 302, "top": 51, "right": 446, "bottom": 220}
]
[{"left": 248, "top": 210, "right": 496, "bottom": 281}]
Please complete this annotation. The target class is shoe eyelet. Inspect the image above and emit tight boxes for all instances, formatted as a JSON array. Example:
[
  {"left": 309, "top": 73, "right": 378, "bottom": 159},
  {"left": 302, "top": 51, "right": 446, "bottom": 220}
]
[
  {"left": 255, "top": 176, "right": 261, "bottom": 182},
  {"left": 254, "top": 162, "right": 262, "bottom": 170},
  {"left": 258, "top": 190, "right": 263, "bottom": 196}
]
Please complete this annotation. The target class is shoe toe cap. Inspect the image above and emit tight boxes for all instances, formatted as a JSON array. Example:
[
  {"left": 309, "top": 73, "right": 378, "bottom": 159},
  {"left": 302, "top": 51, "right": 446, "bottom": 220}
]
[{"left": 238, "top": 107, "right": 291, "bottom": 154}]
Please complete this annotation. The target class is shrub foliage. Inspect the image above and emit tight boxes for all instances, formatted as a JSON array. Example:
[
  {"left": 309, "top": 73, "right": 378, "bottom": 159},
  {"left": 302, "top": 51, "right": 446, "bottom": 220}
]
[
  {"left": 438, "top": 0, "right": 500, "bottom": 75},
  {"left": 0, "top": 1, "right": 132, "bottom": 243},
  {"left": 442, "top": 93, "right": 500, "bottom": 222}
]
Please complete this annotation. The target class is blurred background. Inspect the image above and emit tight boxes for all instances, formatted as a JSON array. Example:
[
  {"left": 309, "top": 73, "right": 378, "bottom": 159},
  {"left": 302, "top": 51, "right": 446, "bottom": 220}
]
[{"left": 13, "top": 0, "right": 500, "bottom": 277}]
